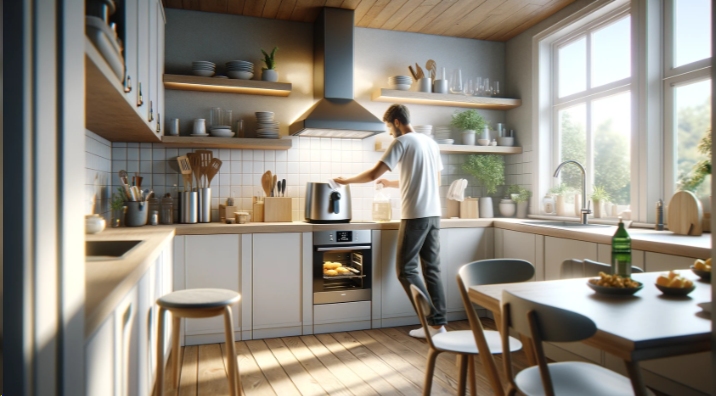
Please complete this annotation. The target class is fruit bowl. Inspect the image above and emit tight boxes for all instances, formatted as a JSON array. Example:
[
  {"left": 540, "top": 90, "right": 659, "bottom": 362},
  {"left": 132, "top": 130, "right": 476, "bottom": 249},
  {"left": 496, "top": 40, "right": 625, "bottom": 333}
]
[
  {"left": 587, "top": 280, "right": 643, "bottom": 295},
  {"left": 655, "top": 283, "right": 696, "bottom": 296},
  {"left": 691, "top": 265, "right": 711, "bottom": 281}
]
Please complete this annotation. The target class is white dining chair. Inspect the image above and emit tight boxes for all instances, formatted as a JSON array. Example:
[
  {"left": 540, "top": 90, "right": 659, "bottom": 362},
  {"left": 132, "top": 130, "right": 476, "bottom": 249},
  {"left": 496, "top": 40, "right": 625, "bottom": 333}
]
[{"left": 500, "top": 290, "right": 655, "bottom": 396}]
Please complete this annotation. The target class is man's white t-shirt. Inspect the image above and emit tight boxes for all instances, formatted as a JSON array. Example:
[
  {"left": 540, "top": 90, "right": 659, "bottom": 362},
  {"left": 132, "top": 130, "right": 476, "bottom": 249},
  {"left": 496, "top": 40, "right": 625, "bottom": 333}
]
[{"left": 380, "top": 132, "right": 443, "bottom": 219}]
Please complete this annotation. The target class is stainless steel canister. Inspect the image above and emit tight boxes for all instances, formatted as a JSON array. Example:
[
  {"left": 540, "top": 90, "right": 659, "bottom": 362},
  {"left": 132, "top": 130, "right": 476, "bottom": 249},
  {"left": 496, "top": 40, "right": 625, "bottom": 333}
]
[
  {"left": 198, "top": 187, "right": 211, "bottom": 223},
  {"left": 181, "top": 191, "right": 198, "bottom": 224}
]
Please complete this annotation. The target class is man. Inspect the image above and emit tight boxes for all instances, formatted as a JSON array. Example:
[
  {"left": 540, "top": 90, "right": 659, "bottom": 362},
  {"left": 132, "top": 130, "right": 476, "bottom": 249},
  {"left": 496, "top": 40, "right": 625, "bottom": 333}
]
[{"left": 334, "top": 104, "right": 446, "bottom": 338}]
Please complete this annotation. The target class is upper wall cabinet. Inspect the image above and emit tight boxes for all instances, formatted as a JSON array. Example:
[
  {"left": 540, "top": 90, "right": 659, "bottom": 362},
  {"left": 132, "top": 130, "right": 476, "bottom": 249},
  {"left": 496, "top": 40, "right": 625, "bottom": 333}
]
[{"left": 85, "top": 0, "right": 165, "bottom": 142}]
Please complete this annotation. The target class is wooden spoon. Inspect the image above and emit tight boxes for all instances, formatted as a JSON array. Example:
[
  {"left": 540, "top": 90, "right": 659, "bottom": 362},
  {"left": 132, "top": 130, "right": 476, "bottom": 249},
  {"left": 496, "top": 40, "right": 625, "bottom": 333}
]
[
  {"left": 261, "top": 171, "right": 272, "bottom": 197},
  {"left": 272, "top": 174, "right": 278, "bottom": 197}
]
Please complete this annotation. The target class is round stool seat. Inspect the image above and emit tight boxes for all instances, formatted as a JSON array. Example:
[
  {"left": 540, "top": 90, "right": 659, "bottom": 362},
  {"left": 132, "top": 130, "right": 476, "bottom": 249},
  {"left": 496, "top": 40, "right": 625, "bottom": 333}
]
[{"left": 157, "top": 288, "right": 240, "bottom": 310}]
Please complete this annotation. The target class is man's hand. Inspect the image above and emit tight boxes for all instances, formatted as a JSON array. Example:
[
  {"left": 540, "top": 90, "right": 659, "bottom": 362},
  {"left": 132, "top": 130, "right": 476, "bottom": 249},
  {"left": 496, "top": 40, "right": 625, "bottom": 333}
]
[
  {"left": 334, "top": 177, "right": 349, "bottom": 185},
  {"left": 377, "top": 178, "right": 398, "bottom": 188}
]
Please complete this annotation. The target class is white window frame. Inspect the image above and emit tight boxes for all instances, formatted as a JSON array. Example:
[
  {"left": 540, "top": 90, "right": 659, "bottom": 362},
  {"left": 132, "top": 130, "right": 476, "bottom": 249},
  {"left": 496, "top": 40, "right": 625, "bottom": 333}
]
[
  {"left": 550, "top": 9, "right": 632, "bottom": 204},
  {"left": 662, "top": 0, "right": 712, "bottom": 202}
]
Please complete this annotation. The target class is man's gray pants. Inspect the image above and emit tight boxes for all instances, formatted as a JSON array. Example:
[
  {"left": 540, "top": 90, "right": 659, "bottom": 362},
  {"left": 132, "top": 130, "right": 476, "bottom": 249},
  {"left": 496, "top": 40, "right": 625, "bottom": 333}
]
[{"left": 396, "top": 216, "right": 447, "bottom": 326}]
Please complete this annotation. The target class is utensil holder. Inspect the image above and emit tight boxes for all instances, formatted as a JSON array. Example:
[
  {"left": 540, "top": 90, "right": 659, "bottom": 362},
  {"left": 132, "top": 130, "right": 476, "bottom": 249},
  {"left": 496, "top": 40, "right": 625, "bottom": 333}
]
[
  {"left": 264, "top": 197, "right": 292, "bottom": 222},
  {"left": 181, "top": 191, "right": 198, "bottom": 224},
  {"left": 198, "top": 187, "right": 211, "bottom": 223},
  {"left": 433, "top": 79, "right": 448, "bottom": 94},
  {"left": 125, "top": 201, "right": 149, "bottom": 227},
  {"left": 418, "top": 77, "right": 432, "bottom": 93}
]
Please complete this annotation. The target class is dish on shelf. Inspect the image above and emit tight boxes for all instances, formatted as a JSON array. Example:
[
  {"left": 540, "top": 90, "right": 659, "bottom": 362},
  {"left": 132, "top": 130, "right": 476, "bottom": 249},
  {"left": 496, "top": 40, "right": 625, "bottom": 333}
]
[
  {"left": 193, "top": 70, "right": 215, "bottom": 77},
  {"left": 497, "top": 137, "right": 514, "bottom": 146},
  {"left": 209, "top": 129, "right": 235, "bottom": 138},
  {"left": 190, "top": 133, "right": 210, "bottom": 137},
  {"left": 435, "top": 139, "right": 454, "bottom": 144},
  {"left": 227, "top": 71, "right": 253, "bottom": 80},
  {"left": 477, "top": 139, "right": 490, "bottom": 146}
]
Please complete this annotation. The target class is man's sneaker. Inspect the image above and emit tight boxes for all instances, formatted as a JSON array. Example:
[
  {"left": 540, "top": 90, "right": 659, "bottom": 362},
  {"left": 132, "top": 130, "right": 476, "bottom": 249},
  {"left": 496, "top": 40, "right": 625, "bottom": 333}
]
[{"left": 409, "top": 325, "right": 447, "bottom": 339}]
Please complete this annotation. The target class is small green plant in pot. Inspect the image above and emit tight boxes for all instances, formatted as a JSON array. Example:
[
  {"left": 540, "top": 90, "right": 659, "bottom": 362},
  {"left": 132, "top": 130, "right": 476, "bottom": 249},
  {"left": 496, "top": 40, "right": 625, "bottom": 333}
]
[
  {"left": 590, "top": 185, "right": 611, "bottom": 218},
  {"left": 451, "top": 110, "right": 486, "bottom": 145},
  {"left": 463, "top": 154, "right": 505, "bottom": 218},
  {"left": 260, "top": 46, "right": 279, "bottom": 82},
  {"left": 111, "top": 188, "right": 127, "bottom": 227},
  {"left": 508, "top": 185, "right": 532, "bottom": 218}
]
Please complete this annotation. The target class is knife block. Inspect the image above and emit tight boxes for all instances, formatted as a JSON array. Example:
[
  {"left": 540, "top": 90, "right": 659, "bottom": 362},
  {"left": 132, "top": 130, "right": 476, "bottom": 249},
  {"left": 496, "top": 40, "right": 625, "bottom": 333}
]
[
  {"left": 460, "top": 198, "right": 479, "bottom": 219},
  {"left": 252, "top": 197, "right": 264, "bottom": 222},
  {"left": 264, "top": 197, "right": 292, "bottom": 222}
]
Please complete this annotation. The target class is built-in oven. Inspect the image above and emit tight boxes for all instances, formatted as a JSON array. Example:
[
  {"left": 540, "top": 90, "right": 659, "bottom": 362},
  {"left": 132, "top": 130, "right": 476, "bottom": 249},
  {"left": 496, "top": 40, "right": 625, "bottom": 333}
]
[{"left": 313, "top": 230, "right": 372, "bottom": 305}]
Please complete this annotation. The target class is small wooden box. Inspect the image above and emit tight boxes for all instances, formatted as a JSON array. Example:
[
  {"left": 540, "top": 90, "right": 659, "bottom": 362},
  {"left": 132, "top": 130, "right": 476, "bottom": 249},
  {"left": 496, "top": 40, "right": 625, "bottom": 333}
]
[
  {"left": 446, "top": 199, "right": 460, "bottom": 218},
  {"left": 252, "top": 198, "right": 264, "bottom": 222},
  {"left": 219, "top": 204, "right": 238, "bottom": 222},
  {"left": 460, "top": 198, "right": 479, "bottom": 219},
  {"left": 264, "top": 197, "right": 292, "bottom": 222}
]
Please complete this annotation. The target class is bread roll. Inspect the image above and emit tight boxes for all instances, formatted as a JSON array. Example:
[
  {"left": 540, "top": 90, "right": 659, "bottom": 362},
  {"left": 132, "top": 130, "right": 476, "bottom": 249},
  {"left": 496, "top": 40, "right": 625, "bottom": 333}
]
[{"left": 325, "top": 269, "right": 338, "bottom": 276}]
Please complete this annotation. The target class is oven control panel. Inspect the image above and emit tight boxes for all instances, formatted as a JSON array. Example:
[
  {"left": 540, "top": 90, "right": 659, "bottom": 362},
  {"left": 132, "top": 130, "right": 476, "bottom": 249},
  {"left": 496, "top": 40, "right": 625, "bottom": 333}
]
[{"left": 314, "top": 229, "right": 371, "bottom": 245}]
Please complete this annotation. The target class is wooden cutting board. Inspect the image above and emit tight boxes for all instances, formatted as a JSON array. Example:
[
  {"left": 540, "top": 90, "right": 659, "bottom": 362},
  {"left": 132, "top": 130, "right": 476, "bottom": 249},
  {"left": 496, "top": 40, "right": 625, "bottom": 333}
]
[{"left": 668, "top": 190, "right": 703, "bottom": 235}]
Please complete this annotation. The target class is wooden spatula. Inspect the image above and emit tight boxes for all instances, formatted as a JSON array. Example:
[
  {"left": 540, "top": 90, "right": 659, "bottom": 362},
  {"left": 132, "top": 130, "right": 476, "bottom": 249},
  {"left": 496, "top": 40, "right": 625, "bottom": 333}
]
[
  {"left": 188, "top": 153, "right": 203, "bottom": 190},
  {"left": 177, "top": 155, "right": 193, "bottom": 191},
  {"left": 195, "top": 150, "right": 213, "bottom": 188},
  {"left": 206, "top": 158, "right": 222, "bottom": 187},
  {"left": 261, "top": 171, "right": 272, "bottom": 197}
]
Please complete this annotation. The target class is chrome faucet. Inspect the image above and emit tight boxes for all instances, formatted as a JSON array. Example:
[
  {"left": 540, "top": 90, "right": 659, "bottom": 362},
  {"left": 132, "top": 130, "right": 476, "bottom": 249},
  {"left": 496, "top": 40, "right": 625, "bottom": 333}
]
[{"left": 553, "top": 160, "right": 591, "bottom": 224}]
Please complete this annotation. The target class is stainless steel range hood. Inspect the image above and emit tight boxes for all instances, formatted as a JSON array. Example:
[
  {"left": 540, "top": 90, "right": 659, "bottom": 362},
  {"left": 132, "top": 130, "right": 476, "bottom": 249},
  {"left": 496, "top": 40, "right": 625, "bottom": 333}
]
[{"left": 289, "top": 8, "right": 385, "bottom": 139}]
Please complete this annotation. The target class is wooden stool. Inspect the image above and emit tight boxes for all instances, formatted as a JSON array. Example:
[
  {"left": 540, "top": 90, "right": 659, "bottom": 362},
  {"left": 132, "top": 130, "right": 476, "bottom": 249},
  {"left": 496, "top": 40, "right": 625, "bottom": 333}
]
[{"left": 156, "top": 288, "right": 241, "bottom": 396}]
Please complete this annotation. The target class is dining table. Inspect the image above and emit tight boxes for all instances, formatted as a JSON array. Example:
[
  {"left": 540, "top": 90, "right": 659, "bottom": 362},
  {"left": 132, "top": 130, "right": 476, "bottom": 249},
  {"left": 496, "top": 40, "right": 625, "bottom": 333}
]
[{"left": 468, "top": 270, "right": 712, "bottom": 396}]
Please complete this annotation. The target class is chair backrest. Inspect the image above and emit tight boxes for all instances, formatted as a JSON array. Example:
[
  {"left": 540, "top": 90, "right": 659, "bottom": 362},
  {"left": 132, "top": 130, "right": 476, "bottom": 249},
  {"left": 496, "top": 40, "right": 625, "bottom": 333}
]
[
  {"left": 409, "top": 284, "right": 438, "bottom": 350},
  {"left": 500, "top": 290, "right": 597, "bottom": 396},
  {"left": 561, "top": 258, "right": 644, "bottom": 279},
  {"left": 456, "top": 259, "right": 535, "bottom": 396}
]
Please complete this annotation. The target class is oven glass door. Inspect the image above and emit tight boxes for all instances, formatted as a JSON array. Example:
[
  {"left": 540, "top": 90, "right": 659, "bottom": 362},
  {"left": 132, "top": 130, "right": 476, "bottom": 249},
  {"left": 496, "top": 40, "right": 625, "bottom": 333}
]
[{"left": 313, "top": 244, "right": 372, "bottom": 304}]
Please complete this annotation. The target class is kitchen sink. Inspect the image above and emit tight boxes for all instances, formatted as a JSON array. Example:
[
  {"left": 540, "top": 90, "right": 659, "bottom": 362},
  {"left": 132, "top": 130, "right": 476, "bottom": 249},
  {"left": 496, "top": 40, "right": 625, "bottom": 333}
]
[
  {"left": 86, "top": 240, "right": 143, "bottom": 261},
  {"left": 519, "top": 221, "right": 612, "bottom": 229}
]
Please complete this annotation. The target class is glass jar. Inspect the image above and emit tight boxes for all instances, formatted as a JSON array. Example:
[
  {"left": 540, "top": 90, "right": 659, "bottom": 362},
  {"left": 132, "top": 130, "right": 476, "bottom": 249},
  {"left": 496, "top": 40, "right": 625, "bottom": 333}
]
[
  {"left": 161, "top": 193, "right": 174, "bottom": 224},
  {"left": 148, "top": 197, "right": 160, "bottom": 218},
  {"left": 543, "top": 195, "right": 555, "bottom": 214}
]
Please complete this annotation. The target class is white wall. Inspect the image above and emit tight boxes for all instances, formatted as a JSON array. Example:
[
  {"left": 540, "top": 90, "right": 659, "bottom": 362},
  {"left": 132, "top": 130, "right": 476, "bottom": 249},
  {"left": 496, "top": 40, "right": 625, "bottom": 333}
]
[
  {"left": 112, "top": 9, "right": 517, "bottom": 223},
  {"left": 85, "top": 130, "right": 112, "bottom": 220}
]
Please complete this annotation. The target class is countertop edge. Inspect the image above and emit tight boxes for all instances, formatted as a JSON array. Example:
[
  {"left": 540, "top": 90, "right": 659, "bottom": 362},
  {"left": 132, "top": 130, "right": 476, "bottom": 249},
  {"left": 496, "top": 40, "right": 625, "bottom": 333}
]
[{"left": 85, "top": 228, "right": 175, "bottom": 338}]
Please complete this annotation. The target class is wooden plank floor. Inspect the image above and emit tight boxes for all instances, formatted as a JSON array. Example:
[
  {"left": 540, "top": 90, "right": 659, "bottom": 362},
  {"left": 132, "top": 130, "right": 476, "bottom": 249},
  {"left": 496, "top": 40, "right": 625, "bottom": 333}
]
[{"left": 164, "top": 319, "right": 533, "bottom": 396}]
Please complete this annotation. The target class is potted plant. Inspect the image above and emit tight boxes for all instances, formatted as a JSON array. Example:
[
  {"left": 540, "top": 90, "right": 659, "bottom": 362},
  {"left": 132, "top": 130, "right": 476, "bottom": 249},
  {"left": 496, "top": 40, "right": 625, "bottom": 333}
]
[
  {"left": 590, "top": 185, "right": 611, "bottom": 218},
  {"left": 462, "top": 154, "right": 505, "bottom": 218},
  {"left": 510, "top": 186, "right": 532, "bottom": 218},
  {"left": 549, "top": 183, "right": 571, "bottom": 217},
  {"left": 451, "top": 109, "right": 486, "bottom": 146},
  {"left": 260, "top": 46, "right": 279, "bottom": 82},
  {"left": 111, "top": 188, "right": 126, "bottom": 227}
]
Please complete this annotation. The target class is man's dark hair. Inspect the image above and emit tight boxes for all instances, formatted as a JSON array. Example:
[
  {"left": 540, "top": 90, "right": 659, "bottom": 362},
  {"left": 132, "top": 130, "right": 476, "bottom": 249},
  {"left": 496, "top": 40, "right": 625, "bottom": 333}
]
[{"left": 383, "top": 104, "right": 410, "bottom": 125}]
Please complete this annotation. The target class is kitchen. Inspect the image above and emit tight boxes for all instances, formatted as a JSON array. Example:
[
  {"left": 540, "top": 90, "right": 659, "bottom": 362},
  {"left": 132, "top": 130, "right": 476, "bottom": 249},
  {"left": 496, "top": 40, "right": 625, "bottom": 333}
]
[{"left": 4, "top": 0, "right": 715, "bottom": 395}]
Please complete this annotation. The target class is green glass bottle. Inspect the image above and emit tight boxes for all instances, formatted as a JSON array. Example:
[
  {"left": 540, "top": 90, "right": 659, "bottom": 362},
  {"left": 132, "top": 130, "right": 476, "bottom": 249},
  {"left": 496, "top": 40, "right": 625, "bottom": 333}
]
[{"left": 612, "top": 217, "right": 632, "bottom": 277}]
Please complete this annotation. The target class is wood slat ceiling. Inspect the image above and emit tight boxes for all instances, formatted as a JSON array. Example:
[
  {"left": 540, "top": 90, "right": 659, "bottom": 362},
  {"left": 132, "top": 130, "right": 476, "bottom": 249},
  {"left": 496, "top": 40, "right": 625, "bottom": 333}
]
[{"left": 162, "top": 0, "right": 576, "bottom": 42}]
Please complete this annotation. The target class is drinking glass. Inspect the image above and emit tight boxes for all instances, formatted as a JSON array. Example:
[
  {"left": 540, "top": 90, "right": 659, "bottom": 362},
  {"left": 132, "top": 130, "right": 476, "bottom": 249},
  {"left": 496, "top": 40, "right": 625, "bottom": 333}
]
[
  {"left": 225, "top": 110, "right": 232, "bottom": 128},
  {"left": 450, "top": 69, "right": 463, "bottom": 94},
  {"left": 210, "top": 107, "right": 223, "bottom": 128},
  {"left": 474, "top": 77, "right": 483, "bottom": 96},
  {"left": 493, "top": 81, "right": 500, "bottom": 97},
  {"left": 463, "top": 79, "right": 474, "bottom": 95},
  {"left": 483, "top": 78, "right": 492, "bottom": 96}
]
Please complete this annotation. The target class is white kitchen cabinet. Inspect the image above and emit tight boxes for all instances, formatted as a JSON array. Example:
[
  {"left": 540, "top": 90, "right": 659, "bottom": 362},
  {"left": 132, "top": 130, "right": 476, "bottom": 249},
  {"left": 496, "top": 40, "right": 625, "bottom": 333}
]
[
  {"left": 156, "top": 1, "right": 165, "bottom": 135},
  {"left": 85, "top": 314, "right": 115, "bottom": 396},
  {"left": 644, "top": 251, "right": 698, "bottom": 272},
  {"left": 183, "top": 234, "right": 241, "bottom": 345},
  {"left": 252, "top": 233, "right": 302, "bottom": 339},
  {"left": 441, "top": 228, "right": 494, "bottom": 321},
  {"left": 135, "top": 0, "right": 150, "bottom": 123},
  {"left": 495, "top": 228, "right": 542, "bottom": 280},
  {"left": 122, "top": 0, "right": 138, "bottom": 105},
  {"left": 544, "top": 236, "right": 598, "bottom": 280},
  {"left": 379, "top": 230, "right": 420, "bottom": 327},
  {"left": 597, "top": 244, "right": 645, "bottom": 270}
]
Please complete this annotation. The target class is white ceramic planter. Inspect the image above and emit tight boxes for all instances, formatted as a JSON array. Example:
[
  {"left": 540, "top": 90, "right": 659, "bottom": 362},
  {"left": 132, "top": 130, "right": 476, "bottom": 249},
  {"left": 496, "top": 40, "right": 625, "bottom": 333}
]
[
  {"left": 479, "top": 197, "right": 494, "bottom": 218},
  {"left": 462, "top": 130, "right": 476, "bottom": 145},
  {"left": 262, "top": 69, "right": 278, "bottom": 82},
  {"left": 498, "top": 199, "right": 516, "bottom": 217}
]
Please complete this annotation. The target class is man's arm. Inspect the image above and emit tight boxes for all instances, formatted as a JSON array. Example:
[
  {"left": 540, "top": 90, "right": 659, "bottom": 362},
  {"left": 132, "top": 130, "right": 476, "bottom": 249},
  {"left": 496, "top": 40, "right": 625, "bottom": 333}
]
[{"left": 335, "top": 162, "right": 390, "bottom": 185}]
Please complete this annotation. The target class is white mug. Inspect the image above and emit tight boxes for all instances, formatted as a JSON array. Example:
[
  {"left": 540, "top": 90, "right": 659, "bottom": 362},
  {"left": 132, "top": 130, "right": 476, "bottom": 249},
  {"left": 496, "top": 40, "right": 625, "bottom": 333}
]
[{"left": 193, "top": 119, "right": 206, "bottom": 135}]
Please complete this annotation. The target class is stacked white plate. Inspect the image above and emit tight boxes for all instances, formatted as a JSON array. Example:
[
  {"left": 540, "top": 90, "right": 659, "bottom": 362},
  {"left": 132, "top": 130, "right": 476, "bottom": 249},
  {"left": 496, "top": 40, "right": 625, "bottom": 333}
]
[
  {"left": 192, "top": 61, "right": 215, "bottom": 77},
  {"left": 226, "top": 60, "right": 254, "bottom": 80},
  {"left": 435, "top": 139, "right": 455, "bottom": 145},
  {"left": 414, "top": 125, "right": 433, "bottom": 136},
  {"left": 389, "top": 75, "right": 413, "bottom": 91},
  {"left": 433, "top": 126, "right": 453, "bottom": 140},
  {"left": 210, "top": 125, "right": 235, "bottom": 138},
  {"left": 255, "top": 111, "right": 279, "bottom": 138}
]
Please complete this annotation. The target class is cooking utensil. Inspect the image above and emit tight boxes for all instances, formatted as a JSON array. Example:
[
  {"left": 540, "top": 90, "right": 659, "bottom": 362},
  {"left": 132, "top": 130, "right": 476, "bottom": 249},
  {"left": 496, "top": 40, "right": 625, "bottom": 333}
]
[
  {"left": 426, "top": 59, "right": 436, "bottom": 80},
  {"left": 195, "top": 149, "right": 213, "bottom": 188},
  {"left": 281, "top": 179, "right": 286, "bottom": 197},
  {"left": 408, "top": 65, "right": 418, "bottom": 80},
  {"left": 187, "top": 153, "right": 203, "bottom": 191},
  {"left": 118, "top": 169, "right": 129, "bottom": 186},
  {"left": 261, "top": 171, "right": 272, "bottom": 197},
  {"left": 272, "top": 174, "right": 278, "bottom": 197},
  {"left": 177, "top": 155, "right": 193, "bottom": 191},
  {"left": 206, "top": 158, "right": 222, "bottom": 186},
  {"left": 667, "top": 190, "right": 703, "bottom": 235},
  {"left": 415, "top": 63, "right": 424, "bottom": 79}
]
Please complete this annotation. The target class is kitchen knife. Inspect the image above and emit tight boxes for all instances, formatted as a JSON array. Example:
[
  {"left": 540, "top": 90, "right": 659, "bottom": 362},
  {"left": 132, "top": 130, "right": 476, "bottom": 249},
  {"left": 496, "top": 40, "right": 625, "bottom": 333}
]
[{"left": 281, "top": 179, "right": 286, "bottom": 197}]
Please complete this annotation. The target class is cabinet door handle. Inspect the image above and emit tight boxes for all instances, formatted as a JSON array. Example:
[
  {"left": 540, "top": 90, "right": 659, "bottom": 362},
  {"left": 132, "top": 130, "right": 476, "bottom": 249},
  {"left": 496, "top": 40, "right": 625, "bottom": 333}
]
[
  {"left": 317, "top": 246, "right": 371, "bottom": 251},
  {"left": 156, "top": 113, "right": 161, "bottom": 133},
  {"left": 149, "top": 101, "right": 154, "bottom": 122},
  {"left": 124, "top": 75, "right": 132, "bottom": 93},
  {"left": 137, "top": 82, "right": 143, "bottom": 107}
]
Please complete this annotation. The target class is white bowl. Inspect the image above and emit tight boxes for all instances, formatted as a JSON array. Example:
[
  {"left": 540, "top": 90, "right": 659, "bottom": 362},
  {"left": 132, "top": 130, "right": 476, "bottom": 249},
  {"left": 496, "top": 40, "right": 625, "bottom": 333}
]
[
  {"left": 85, "top": 214, "right": 106, "bottom": 234},
  {"left": 227, "top": 71, "right": 253, "bottom": 80},
  {"left": 392, "top": 84, "right": 411, "bottom": 91},
  {"left": 210, "top": 129, "right": 235, "bottom": 138},
  {"left": 192, "top": 69, "right": 215, "bottom": 77},
  {"left": 477, "top": 139, "right": 490, "bottom": 146},
  {"left": 497, "top": 137, "right": 514, "bottom": 146}
]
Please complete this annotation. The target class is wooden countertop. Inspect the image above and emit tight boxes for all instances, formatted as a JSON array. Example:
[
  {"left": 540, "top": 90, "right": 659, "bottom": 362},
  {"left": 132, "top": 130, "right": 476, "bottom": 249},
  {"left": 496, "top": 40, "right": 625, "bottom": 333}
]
[{"left": 85, "top": 227, "right": 175, "bottom": 337}]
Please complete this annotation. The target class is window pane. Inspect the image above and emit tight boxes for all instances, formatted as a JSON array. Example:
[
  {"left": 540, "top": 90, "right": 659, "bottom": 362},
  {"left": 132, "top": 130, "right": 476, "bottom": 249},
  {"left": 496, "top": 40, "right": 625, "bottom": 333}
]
[
  {"left": 558, "top": 104, "right": 587, "bottom": 192},
  {"left": 674, "top": 0, "right": 711, "bottom": 67},
  {"left": 676, "top": 79, "right": 711, "bottom": 199},
  {"left": 591, "top": 16, "right": 631, "bottom": 87},
  {"left": 593, "top": 92, "right": 631, "bottom": 208},
  {"left": 558, "top": 37, "right": 587, "bottom": 98}
]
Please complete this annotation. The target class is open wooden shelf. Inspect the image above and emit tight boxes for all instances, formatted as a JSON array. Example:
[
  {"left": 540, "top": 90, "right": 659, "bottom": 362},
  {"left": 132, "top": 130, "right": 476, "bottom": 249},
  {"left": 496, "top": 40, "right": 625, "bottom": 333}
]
[
  {"left": 164, "top": 74, "right": 292, "bottom": 97},
  {"left": 376, "top": 143, "right": 522, "bottom": 155},
  {"left": 372, "top": 88, "right": 521, "bottom": 110},
  {"left": 161, "top": 136, "right": 293, "bottom": 150},
  {"left": 85, "top": 37, "right": 160, "bottom": 143}
]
